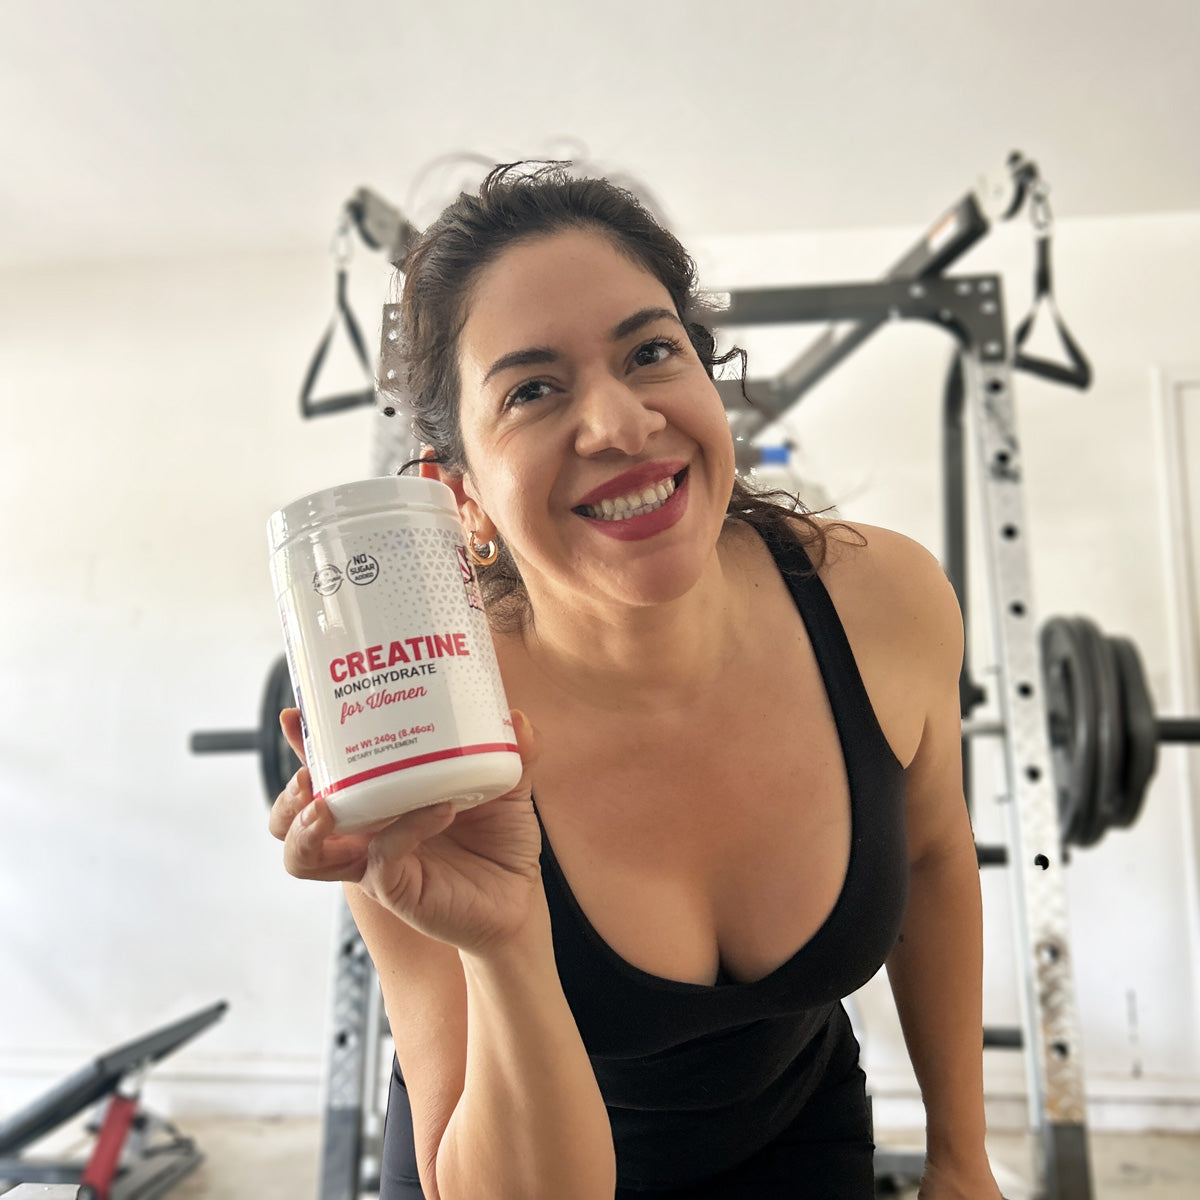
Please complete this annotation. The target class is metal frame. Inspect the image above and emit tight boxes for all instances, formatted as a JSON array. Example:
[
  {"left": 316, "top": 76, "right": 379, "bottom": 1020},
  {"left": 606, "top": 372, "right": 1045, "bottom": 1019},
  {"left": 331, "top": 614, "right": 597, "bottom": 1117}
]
[
  {"left": 714, "top": 273, "right": 1093, "bottom": 1199},
  {"left": 316, "top": 898, "right": 381, "bottom": 1200},
  {"left": 713, "top": 150, "right": 1039, "bottom": 451},
  {"left": 966, "top": 349, "right": 1093, "bottom": 1197}
]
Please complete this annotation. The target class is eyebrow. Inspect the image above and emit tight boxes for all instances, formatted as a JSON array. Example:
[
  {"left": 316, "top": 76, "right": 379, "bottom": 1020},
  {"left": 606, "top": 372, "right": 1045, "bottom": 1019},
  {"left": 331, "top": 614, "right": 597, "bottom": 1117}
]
[{"left": 481, "top": 306, "right": 683, "bottom": 386}]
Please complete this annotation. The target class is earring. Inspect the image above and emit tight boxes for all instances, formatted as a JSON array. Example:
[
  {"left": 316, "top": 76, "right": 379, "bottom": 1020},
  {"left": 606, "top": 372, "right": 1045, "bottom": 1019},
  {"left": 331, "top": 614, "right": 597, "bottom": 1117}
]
[{"left": 467, "top": 532, "right": 499, "bottom": 566}]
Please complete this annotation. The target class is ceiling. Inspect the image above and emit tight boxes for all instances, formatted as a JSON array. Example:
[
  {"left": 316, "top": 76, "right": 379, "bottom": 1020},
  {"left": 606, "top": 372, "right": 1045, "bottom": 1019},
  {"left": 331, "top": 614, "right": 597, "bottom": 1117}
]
[{"left": 2, "top": 0, "right": 1198, "bottom": 268}]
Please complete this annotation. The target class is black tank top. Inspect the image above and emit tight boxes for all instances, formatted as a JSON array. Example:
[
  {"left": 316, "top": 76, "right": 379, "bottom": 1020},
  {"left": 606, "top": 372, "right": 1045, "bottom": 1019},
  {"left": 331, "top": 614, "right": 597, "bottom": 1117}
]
[{"left": 532, "top": 522, "right": 909, "bottom": 1190}]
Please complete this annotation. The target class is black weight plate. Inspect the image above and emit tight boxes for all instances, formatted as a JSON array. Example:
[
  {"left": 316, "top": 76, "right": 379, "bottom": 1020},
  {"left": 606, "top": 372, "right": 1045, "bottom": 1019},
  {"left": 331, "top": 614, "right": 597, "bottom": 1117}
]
[
  {"left": 1108, "top": 635, "right": 1159, "bottom": 828},
  {"left": 1070, "top": 617, "right": 1122, "bottom": 847},
  {"left": 1040, "top": 616, "right": 1098, "bottom": 847},
  {"left": 259, "top": 655, "right": 302, "bottom": 805}
]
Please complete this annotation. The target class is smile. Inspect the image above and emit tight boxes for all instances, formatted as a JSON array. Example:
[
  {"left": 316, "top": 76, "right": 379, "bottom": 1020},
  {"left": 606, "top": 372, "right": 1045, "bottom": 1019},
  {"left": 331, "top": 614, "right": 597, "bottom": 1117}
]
[{"left": 575, "top": 469, "right": 686, "bottom": 521}]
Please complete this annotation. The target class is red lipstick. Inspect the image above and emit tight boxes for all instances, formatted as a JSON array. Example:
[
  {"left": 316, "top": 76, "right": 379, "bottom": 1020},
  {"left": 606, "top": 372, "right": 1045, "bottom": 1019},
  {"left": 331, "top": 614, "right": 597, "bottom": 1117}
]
[
  {"left": 573, "top": 459, "right": 687, "bottom": 509},
  {"left": 575, "top": 469, "right": 690, "bottom": 541}
]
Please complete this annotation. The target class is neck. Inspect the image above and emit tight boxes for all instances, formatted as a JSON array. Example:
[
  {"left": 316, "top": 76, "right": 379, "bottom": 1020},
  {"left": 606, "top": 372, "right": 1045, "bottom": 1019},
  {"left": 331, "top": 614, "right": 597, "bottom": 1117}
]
[{"left": 507, "top": 528, "right": 755, "bottom": 713}]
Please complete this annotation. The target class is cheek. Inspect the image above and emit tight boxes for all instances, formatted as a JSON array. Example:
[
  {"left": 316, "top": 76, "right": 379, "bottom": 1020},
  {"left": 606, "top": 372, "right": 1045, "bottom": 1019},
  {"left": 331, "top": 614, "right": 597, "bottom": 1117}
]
[
  {"left": 465, "top": 457, "right": 539, "bottom": 540},
  {"left": 699, "top": 393, "right": 736, "bottom": 465}
]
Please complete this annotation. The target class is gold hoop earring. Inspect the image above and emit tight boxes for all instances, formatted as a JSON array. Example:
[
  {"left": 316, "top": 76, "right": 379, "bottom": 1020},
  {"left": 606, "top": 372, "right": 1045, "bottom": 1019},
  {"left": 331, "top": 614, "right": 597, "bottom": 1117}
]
[{"left": 467, "top": 533, "right": 499, "bottom": 566}]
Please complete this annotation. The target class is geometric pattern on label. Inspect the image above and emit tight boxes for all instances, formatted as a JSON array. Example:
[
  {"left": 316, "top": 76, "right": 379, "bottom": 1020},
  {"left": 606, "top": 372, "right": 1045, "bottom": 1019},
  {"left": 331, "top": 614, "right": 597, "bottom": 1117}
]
[
  {"left": 278, "top": 512, "right": 516, "bottom": 786},
  {"left": 346, "top": 522, "right": 510, "bottom": 741}
]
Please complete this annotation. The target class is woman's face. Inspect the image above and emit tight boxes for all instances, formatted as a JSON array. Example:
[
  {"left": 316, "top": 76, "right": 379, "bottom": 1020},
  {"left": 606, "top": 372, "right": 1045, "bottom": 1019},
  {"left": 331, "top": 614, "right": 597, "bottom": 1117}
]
[{"left": 449, "top": 227, "right": 736, "bottom": 618}]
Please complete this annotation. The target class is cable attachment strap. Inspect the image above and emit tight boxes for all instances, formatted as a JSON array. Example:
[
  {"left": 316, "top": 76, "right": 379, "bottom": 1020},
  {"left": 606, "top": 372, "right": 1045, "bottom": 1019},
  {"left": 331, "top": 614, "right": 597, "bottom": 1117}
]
[
  {"left": 299, "top": 207, "right": 377, "bottom": 418},
  {"left": 1011, "top": 180, "right": 1092, "bottom": 390}
]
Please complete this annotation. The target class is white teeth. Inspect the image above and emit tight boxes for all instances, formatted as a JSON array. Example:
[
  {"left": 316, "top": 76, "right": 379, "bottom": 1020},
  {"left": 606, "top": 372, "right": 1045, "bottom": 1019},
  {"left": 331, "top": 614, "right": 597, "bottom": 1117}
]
[{"left": 581, "top": 475, "right": 678, "bottom": 521}]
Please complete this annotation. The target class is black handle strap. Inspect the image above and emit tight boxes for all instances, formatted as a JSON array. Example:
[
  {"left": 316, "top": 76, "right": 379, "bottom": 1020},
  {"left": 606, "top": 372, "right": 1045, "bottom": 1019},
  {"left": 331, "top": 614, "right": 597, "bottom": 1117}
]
[
  {"left": 299, "top": 266, "right": 376, "bottom": 417},
  {"left": 1012, "top": 236, "right": 1092, "bottom": 390}
]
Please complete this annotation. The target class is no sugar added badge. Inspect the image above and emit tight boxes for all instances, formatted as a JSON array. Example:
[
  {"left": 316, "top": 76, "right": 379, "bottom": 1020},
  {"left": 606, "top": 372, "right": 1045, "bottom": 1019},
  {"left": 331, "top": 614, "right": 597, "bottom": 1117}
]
[{"left": 347, "top": 553, "right": 380, "bottom": 585}]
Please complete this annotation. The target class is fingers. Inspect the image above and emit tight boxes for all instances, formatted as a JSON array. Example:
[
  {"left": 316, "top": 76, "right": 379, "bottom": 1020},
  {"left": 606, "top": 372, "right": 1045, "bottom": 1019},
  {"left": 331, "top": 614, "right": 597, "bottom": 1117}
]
[
  {"left": 271, "top": 707, "right": 535, "bottom": 885},
  {"left": 511, "top": 708, "right": 539, "bottom": 764},
  {"left": 275, "top": 775, "right": 458, "bottom": 883},
  {"left": 279, "top": 708, "right": 307, "bottom": 764},
  {"left": 510, "top": 708, "right": 540, "bottom": 789},
  {"left": 362, "top": 800, "right": 459, "bottom": 874},
  {"left": 268, "top": 764, "right": 312, "bottom": 841},
  {"left": 281, "top": 795, "right": 373, "bottom": 882}
]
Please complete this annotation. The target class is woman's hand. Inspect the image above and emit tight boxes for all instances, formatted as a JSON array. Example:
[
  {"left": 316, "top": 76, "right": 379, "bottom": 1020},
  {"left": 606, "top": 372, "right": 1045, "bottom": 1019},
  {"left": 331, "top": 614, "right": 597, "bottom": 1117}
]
[{"left": 268, "top": 708, "right": 543, "bottom": 955}]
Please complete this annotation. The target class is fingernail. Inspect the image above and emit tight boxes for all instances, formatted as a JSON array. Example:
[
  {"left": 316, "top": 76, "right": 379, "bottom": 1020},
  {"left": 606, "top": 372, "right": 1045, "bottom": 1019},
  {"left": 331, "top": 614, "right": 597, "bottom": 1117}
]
[{"left": 299, "top": 802, "right": 319, "bottom": 827}]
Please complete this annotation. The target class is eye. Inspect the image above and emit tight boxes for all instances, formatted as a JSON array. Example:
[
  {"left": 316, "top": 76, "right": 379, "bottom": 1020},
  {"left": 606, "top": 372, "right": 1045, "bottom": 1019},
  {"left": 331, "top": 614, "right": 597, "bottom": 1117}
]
[
  {"left": 503, "top": 378, "right": 554, "bottom": 410},
  {"left": 631, "top": 336, "right": 684, "bottom": 369}
]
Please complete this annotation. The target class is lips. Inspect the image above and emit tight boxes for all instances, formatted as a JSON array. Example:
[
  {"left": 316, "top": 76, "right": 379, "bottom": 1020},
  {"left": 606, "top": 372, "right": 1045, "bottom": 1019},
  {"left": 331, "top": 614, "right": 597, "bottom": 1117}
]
[
  {"left": 578, "top": 473, "right": 678, "bottom": 521},
  {"left": 572, "top": 459, "right": 688, "bottom": 510},
  {"left": 572, "top": 467, "right": 690, "bottom": 542}
]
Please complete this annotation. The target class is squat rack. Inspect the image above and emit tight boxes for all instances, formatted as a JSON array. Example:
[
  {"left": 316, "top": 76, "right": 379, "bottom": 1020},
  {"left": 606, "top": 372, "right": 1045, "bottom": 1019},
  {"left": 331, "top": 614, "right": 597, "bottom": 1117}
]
[
  {"left": 716, "top": 274, "right": 1092, "bottom": 1199},
  {"left": 295, "top": 151, "right": 1097, "bottom": 1199}
]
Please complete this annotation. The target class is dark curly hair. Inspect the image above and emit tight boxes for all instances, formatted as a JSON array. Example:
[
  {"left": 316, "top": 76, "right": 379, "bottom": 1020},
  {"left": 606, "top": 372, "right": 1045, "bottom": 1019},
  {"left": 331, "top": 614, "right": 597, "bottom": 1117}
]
[{"left": 381, "top": 161, "right": 847, "bottom": 630}]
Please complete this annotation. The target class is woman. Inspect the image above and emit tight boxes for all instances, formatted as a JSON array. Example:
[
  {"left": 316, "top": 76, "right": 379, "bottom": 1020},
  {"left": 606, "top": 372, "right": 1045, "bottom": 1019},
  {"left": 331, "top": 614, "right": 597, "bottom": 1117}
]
[{"left": 270, "top": 162, "right": 1004, "bottom": 1200}]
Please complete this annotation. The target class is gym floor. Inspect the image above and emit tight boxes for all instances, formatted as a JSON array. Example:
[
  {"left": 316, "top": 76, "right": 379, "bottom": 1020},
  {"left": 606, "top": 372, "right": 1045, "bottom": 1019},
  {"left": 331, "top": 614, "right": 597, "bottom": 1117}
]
[{"left": 152, "top": 1118, "right": 1200, "bottom": 1199}]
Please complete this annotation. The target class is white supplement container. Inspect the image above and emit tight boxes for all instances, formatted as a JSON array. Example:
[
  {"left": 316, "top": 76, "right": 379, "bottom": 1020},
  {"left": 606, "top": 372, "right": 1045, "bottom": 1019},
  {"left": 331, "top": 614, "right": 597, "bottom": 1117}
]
[{"left": 268, "top": 476, "right": 521, "bottom": 831}]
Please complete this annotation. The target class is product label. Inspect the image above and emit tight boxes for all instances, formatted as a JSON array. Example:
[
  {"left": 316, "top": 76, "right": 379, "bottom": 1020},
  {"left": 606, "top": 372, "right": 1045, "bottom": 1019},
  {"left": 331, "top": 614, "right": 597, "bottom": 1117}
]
[{"left": 273, "top": 518, "right": 516, "bottom": 803}]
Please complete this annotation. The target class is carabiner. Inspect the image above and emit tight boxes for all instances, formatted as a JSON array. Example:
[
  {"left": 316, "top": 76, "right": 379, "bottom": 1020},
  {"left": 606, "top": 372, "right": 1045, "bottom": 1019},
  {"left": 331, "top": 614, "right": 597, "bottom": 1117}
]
[
  {"left": 1029, "top": 181, "right": 1054, "bottom": 237},
  {"left": 330, "top": 212, "right": 353, "bottom": 269}
]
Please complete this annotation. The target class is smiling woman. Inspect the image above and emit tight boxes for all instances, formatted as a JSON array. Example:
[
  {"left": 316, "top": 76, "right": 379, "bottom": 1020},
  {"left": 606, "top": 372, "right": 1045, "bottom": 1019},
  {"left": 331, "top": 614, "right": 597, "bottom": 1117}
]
[
  {"left": 382, "top": 161, "right": 843, "bottom": 632},
  {"left": 269, "top": 161, "right": 1004, "bottom": 1200}
]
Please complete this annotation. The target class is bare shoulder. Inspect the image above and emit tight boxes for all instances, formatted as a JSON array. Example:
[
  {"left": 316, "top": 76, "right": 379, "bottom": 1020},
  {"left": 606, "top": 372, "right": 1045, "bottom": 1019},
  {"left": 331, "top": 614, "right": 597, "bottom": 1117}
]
[{"left": 797, "top": 515, "right": 963, "bottom": 676}]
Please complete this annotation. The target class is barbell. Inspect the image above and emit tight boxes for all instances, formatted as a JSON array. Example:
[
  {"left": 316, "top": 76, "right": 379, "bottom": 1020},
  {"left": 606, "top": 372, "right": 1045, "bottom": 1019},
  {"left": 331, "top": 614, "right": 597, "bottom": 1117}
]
[
  {"left": 189, "top": 656, "right": 301, "bottom": 808},
  {"left": 191, "top": 618, "right": 1200, "bottom": 849}
]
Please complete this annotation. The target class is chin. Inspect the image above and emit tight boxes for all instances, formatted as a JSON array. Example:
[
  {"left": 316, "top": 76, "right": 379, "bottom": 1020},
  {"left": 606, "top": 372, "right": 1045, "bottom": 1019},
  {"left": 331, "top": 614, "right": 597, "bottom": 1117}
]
[{"left": 600, "top": 550, "right": 713, "bottom": 610}]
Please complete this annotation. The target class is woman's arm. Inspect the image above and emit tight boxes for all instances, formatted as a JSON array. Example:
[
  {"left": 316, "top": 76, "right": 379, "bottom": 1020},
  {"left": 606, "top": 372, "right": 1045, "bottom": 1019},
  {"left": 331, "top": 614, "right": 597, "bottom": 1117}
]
[
  {"left": 273, "top": 710, "right": 616, "bottom": 1200},
  {"left": 442, "top": 891, "right": 617, "bottom": 1200},
  {"left": 879, "top": 539, "right": 1003, "bottom": 1198},
  {"left": 347, "top": 881, "right": 617, "bottom": 1200}
]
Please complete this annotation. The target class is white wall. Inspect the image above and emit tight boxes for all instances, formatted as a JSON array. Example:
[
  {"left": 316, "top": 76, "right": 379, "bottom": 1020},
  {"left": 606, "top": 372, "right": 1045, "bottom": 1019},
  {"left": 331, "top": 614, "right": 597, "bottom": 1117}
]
[
  {"left": 1, "top": 210, "right": 1197, "bottom": 1132},
  {"left": 0, "top": 247, "right": 390, "bottom": 1119}
]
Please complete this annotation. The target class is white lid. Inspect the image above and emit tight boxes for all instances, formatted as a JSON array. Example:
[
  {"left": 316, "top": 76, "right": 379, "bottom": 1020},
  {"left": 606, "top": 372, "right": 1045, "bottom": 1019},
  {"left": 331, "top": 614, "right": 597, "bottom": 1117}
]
[{"left": 267, "top": 475, "right": 458, "bottom": 550}]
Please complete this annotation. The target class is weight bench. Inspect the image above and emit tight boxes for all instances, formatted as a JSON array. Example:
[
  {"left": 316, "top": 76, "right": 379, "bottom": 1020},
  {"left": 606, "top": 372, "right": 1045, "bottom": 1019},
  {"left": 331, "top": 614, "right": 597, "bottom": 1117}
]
[{"left": 0, "top": 1001, "right": 227, "bottom": 1200}]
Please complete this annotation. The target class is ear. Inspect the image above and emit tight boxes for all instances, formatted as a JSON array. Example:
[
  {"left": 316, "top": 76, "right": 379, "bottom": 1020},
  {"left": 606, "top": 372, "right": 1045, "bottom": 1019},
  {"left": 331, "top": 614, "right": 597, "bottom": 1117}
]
[{"left": 419, "top": 447, "right": 496, "bottom": 543}]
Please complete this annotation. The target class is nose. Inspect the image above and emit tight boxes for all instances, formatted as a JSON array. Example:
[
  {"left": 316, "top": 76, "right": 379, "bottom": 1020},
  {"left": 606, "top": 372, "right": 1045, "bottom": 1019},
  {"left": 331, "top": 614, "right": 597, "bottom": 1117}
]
[{"left": 571, "top": 373, "right": 667, "bottom": 459}]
